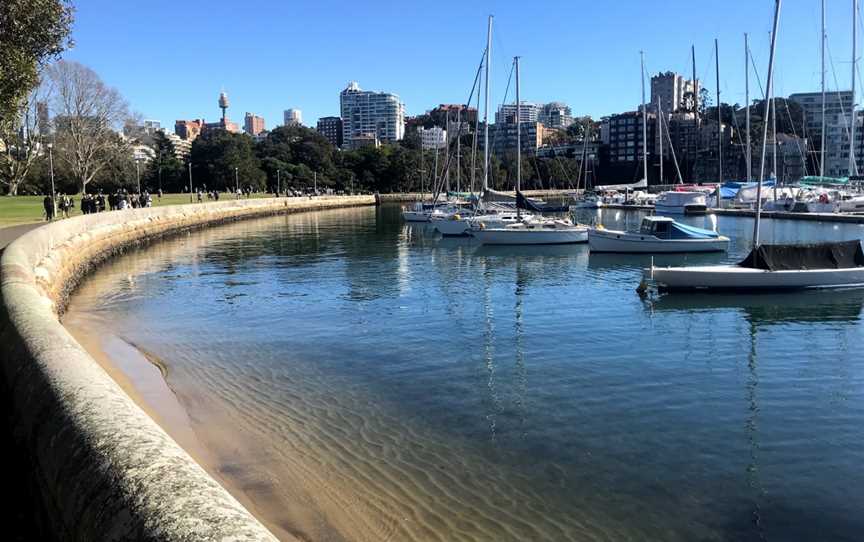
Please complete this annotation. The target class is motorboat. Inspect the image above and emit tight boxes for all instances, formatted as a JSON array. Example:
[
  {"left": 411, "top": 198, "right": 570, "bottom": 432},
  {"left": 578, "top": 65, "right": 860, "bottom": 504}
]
[
  {"left": 472, "top": 216, "right": 589, "bottom": 245},
  {"left": 644, "top": 240, "right": 864, "bottom": 291},
  {"left": 588, "top": 216, "right": 729, "bottom": 253},
  {"left": 654, "top": 191, "right": 709, "bottom": 215},
  {"left": 839, "top": 193, "right": 864, "bottom": 213}
]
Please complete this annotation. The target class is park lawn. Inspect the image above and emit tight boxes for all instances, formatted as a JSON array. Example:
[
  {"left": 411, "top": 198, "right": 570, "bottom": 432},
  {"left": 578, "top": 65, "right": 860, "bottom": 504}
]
[{"left": 0, "top": 193, "right": 271, "bottom": 228}]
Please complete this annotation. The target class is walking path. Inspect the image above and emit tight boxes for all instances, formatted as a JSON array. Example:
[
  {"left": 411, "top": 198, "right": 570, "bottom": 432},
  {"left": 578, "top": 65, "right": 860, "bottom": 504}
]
[{"left": 0, "top": 222, "right": 41, "bottom": 251}]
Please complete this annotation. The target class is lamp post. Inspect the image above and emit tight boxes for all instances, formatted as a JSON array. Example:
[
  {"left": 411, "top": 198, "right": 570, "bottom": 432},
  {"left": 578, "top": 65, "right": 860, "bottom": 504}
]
[
  {"left": 47, "top": 142, "right": 56, "bottom": 219},
  {"left": 188, "top": 162, "right": 193, "bottom": 202},
  {"left": 277, "top": 170, "right": 281, "bottom": 196},
  {"left": 234, "top": 167, "right": 239, "bottom": 196}
]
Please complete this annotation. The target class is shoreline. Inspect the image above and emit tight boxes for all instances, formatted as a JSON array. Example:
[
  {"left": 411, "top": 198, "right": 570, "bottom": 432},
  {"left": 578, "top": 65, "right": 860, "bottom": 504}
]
[{"left": 61, "top": 311, "right": 304, "bottom": 542}]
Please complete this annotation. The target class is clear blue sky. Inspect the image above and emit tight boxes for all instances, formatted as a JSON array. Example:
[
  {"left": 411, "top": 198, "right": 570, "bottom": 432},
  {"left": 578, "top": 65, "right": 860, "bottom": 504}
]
[{"left": 63, "top": 0, "right": 859, "bottom": 129}]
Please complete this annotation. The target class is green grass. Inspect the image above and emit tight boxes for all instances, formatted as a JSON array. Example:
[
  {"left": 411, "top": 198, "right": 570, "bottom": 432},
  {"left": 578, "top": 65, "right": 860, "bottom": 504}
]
[{"left": 0, "top": 193, "right": 271, "bottom": 228}]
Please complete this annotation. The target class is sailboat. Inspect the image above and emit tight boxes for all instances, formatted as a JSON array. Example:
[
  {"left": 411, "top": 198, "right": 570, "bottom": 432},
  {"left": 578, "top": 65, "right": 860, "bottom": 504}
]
[
  {"left": 642, "top": 0, "right": 864, "bottom": 292},
  {"left": 473, "top": 56, "right": 589, "bottom": 245}
]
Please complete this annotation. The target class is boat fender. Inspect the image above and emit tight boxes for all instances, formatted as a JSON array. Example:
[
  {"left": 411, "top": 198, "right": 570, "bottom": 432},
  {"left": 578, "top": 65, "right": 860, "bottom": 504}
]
[
  {"left": 597, "top": 224, "right": 605, "bottom": 230},
  {"left": 453, "top": 214, "right": 461, "bottom": 221},
  {"left": 478, "top": 222, "right": 485, "bottom": 229}
]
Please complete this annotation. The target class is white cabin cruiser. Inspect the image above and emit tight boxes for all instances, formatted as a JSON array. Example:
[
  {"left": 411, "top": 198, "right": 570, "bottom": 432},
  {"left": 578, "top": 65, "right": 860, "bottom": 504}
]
[
  {"left": 654, "top": 191, "right": 709, "bottom": 215},
  {"left": 588, "top": 216, "right": 729, "bottom": 253}
]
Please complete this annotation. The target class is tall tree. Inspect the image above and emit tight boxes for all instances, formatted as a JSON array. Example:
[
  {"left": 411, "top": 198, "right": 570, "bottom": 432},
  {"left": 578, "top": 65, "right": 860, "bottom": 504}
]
[
  {"left": 46, "top": 60, "right": 131, "bottom": 193},
  {"left": 0, "top": 89, "right": 47, "bottom": 194},
  {"left": 144, "top": 132, "right": 186, "bottom": 193},
  {"left": 0, "top": 0, "right": 73, "bottom": 128},
  {"left": 190, "top": 131, "right": 266, "bottom": 191}
]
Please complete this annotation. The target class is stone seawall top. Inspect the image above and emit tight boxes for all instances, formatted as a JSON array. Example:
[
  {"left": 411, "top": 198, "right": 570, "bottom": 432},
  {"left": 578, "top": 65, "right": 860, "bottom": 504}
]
[{"left": 0, "top": 196, "right": 375, "bottom": 541}]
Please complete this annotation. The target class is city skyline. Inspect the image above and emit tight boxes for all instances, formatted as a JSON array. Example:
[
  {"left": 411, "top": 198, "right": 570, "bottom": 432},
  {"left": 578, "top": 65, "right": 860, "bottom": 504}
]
[{"left": 65, "top": 1, "right": 856, "bottom": 129}]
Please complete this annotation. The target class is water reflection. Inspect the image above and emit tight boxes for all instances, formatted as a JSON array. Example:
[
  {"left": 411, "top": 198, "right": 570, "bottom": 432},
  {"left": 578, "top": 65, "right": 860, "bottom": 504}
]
[{"left": 645, "top": 288, "right": 864, "bottom": 327}]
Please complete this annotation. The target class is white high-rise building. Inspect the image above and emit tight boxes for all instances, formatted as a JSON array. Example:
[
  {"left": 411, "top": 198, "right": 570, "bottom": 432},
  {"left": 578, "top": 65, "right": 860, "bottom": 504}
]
[
  {"left": 418, "top": 126, "right": 447, "bottom": 150},
  {"left": 789, "top": 91, "right": 858, "bottom": 177},
  {"left": 284, "top": 109, "right": 303, "bottom": 126},
  {"left": 340, "top": 81, "right": 405, "bottom": 147},
  {"left": 495, "top": 102, "right": 538, "bottom": 124},
  {"left": 650, "top": 71, "right": 698, "bottom": 115},
  {"left": 538, "top": 102, "right": 574, "bottom": 129}
]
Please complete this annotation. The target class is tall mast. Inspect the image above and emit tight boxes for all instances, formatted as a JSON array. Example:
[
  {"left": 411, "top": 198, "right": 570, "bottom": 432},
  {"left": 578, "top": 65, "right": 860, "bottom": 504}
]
[
  {"left": 692, "top": 45, "right": 698, "bottom": 118},
  {"left": 851, "top": 0, "right": 858, "bottom": 176},
  {"left": 772, "top": 89, "right": 778, "bottom": 197},
  {"left": 692, "top": 45, "right": 698, "bottom": 183},
  {"left": 772, "top": 84, "right": 777, "bottom": 181},
  {"left": 483, "top": 15, "right": 492, "bottom": 192},
  {"left": 657, "top": 95, "right": 663, "bottom": 183},
  {"left": 641, "top": 51, "right": 648, "bottom": 184},
  {"left": 849, "top": 0, "right": 858, "bottom": 175},
  {"left": 515, "top": 56, "right": 522, "bottom": 218},
  {"left": 753, "top": 0, "right": 782, "bottom": 249},
  {"left": 745, "top": 33, "right": 751, "bottom": 182},
  {"left": 471, "top": 67, "right": 481, "bottom": 194},
  {"left": 716, "top": 38, "right": 723, "bottom": 207},
  {"left": 456, "top": 107, "right": 461, "bottom": 192},
  {"left": 821, "top": 0, "right": 827, "bottom": 178}
]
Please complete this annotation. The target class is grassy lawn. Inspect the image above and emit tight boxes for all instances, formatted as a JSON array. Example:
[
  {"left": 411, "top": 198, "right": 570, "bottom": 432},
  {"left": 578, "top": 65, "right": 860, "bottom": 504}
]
[{"left": 0, "top": 193, "right": 271, "bottom": 228}]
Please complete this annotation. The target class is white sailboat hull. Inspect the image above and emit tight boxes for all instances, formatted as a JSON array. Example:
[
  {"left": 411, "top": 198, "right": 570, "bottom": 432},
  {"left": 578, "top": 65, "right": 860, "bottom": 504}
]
[
  {"left": 402, "top": 211, "right": 430, "bottom": 222},
  {"left": 474, "top": 227, "right": 588, "bottom": 245},
  {"left": 648, "top": 265, "right": 864, "bottom": 291},
  {"left": 432, "top": 217, "right": 472, "bottom": 236},
  {"left": 589, "top": 229, "right": 729, "bottom": 253}
]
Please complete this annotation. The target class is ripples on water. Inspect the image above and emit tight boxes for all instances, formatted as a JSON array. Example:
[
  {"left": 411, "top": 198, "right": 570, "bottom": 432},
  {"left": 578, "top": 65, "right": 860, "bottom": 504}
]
[{"left": 66, "top": 205, "right": 864, "bottom": 541}]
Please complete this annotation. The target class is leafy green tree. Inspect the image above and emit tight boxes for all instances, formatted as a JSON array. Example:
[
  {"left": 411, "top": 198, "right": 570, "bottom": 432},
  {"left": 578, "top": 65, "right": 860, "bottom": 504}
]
[
  {"left": 0, "top": 0, "right": 73, "bottom": 128},
  {"left": 190, "top": 130, "right": 266, "bottom": 191},
  {"left": 144, "top": 132, "right": 186, "bottom": 192}
]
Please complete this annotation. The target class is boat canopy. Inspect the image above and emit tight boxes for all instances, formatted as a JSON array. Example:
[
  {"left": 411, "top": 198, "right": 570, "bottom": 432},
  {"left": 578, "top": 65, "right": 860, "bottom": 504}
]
[
  {"left": 516, "top": 191, "right": 569, "bottom": 213},
  {"left": 739, "top": 240, "right": 864, "bottom": 271},
  {"left": 798, "top": 175, "right": 850, "bottom": 186},
  {"left": 640, "top": 217, "right": 721, "bottom": 239}
]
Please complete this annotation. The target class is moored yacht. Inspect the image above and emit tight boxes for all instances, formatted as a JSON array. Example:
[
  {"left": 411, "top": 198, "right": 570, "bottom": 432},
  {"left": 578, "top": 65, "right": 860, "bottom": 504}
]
[
  {"left": 588, "top": 216, "right": 729, "bottom": 253},
  {"left": 473, "top": 216, "right": 589, "bottom": 245},
  {"left": 654, "top": 191, "right": 709, "bottom": 215}
]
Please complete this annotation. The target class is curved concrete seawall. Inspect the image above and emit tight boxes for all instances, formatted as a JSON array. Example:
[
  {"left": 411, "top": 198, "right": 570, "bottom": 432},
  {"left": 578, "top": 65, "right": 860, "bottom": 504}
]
[{"left": 0, "top": 196, "right": 375, "bottom": 540}]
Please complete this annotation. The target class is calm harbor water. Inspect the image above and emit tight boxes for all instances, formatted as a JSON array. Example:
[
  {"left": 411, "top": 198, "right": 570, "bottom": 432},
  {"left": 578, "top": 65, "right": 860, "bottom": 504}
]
[{"left": 65, "top": 204, "right": 864, "bottom": 541}]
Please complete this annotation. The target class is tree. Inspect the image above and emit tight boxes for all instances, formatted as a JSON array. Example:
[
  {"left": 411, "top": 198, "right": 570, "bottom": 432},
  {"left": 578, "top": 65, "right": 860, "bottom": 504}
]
[
  {"left": 144, "top": 132, "right": 186, "bottom": 193},
  {"left": 46, "top": 61, "right": 131, "bottom": 193},
  {"left": 0, "top": 89, "right": 47, "bottom": 194},
  {"left": 190, "top": 131, "right": 266, "bottom": 191},
  {"left": 0, "top": 0, "right": 73, "bottom": 128}
]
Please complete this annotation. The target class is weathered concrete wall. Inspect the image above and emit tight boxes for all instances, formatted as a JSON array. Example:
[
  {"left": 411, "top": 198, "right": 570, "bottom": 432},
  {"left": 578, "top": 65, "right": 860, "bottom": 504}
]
[{"left": 0, "top": 196, "right": 375, "bottom": 541}]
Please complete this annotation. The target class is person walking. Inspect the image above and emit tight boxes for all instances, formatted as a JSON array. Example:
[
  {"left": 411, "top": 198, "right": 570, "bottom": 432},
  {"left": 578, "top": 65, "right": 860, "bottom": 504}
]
[{"left": 43, "top": 194, "right": 55, "bottom": 221}]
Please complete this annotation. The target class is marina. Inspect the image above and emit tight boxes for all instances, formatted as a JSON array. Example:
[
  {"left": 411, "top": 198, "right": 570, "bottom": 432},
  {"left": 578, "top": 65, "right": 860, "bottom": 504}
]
[{"left": 63, "top": 203, "right": 864, "bottom": 541}]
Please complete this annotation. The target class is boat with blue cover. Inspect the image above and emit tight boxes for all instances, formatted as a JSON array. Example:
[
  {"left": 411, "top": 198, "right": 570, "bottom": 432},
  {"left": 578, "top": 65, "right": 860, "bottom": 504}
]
[{"left": 588, "top": 216, "right": 730, "bottom": 253}]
